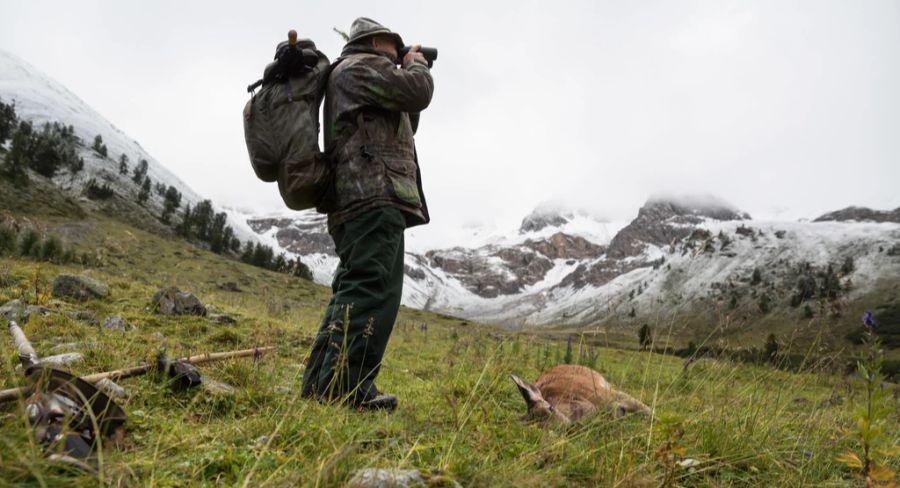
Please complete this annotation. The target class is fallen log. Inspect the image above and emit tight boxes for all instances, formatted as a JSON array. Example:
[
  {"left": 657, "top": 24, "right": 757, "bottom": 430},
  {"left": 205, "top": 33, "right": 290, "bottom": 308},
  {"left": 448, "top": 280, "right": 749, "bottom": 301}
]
[{"left": 0, "top": 346, "right": 275, "bottom": 403}]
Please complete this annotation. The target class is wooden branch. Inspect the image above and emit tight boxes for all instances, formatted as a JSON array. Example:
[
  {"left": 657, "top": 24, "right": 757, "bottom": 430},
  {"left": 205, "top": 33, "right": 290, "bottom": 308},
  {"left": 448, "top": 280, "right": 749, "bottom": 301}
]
[{"left": 0, "top": 346, "right": 275, "bottom": 404}]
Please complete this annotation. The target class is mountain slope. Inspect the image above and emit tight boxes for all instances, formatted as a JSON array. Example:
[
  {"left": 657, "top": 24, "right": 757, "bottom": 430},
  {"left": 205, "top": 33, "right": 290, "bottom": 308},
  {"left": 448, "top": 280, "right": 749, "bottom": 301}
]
[{"left": 0, "top": 50, "right": 257, "bottom": 243}]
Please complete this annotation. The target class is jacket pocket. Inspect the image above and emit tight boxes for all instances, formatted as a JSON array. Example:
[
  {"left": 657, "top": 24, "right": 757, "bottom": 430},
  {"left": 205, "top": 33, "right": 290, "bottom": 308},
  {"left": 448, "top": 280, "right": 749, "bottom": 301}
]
[
  {"left": 333, "top": 153, "right": 388, "bottom": 209},
  {"left": 383, "top": 157, "right": 421, "bottom": 206}
]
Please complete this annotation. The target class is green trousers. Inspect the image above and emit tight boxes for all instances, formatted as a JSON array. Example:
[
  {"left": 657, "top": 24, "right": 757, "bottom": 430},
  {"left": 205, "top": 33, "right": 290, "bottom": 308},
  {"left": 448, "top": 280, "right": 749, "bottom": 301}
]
[{"left": 301, "top": 206, "right": 406, "bottom": 403}]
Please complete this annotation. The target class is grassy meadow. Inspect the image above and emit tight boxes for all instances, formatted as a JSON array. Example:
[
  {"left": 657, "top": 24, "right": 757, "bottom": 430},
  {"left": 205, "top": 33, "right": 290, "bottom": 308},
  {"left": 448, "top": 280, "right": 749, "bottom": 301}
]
[{"left": 0, "top": 210, "right": 897, "bottom": 487}]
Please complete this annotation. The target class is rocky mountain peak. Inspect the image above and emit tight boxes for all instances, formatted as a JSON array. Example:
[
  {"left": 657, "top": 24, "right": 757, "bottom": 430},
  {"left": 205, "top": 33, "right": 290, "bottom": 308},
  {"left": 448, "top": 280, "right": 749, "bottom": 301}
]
[
  {"left": 607, "top": 195, "right": 748, "bottom": 259},
  {"left": 813, "top": 206, "right": 900, "bottom": 224},
  {"left": 519, "top": 204, "right": 572, "bottom": 233},
  {"left": 641, "top": 195, "right": 750, "bottom": 222}
]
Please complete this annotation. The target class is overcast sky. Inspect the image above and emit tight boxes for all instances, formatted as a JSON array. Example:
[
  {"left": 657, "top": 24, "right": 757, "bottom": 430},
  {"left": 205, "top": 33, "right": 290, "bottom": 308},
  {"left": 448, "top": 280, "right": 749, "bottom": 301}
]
[{"left": 1, "top": 1, "right": 899, "bottom": 243}]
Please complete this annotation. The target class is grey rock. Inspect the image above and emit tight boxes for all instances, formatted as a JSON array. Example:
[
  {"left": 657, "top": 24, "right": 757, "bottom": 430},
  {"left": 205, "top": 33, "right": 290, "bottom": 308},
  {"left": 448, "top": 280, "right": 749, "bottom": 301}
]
[
  {"left": 49, "top": 340, "right": 99, "bottom": 351},
  {"left": 404, "top": 265, "right": 426, "bottom": 280},
  {"left": 203, "top": 379, "right": 235, "bottom": 395},
  {"left": 151, "top": 287, "right": 207, "bottom": 316},
  {"left": 208, "top": 314, "right": 236, "bottom": 324},
  {"left": 425, "top": 245, "right": 554, "bottom": 298},
  {"left": 23, "top": 305, "right": 52, "bottom": 323},
  {"left": 52, "top": 274, "right": 109, "bottom": 301},
  {"left": 216, "top": 281, "right": 242, "bottom": 292},
  {"left": 102, "top": 315, "right": 133, "bottom": 331},
  {"left": 346, "top": 469, "right": 427, "bottom": 488},
  {"left": 66, "top": 310, "right": 97, "bottom": 324},
  {"left": 95, "top": 378, "right": 128, "bottom": 399},
  {"left": 1, "top": 299, "right": 24, "bottom": 321},
  {"left": 246, "top": 215, "right": 335, "bottom": 256}
]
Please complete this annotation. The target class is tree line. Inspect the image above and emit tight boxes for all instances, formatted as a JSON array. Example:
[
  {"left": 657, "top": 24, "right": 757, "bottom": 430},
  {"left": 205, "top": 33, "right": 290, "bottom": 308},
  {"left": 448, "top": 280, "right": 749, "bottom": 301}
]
[
  {"left": 0, "top": 98, "right": 83, "bottom": 183},
  {"left": 0, "top": 97, "right": 311, "bottom": 280}
]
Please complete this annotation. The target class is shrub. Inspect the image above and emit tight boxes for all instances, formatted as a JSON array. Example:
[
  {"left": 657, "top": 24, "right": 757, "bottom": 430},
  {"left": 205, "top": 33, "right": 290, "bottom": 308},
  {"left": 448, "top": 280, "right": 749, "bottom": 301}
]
[
  {"left": 840, "top": 256, "right": 855, "bottom": 274},
  {"left": 751, "top": 268, "right": 762, "bottom": 286},
  {"left": 764, "top": 333, "right": 778, "bottom": 364},
  {"left": 18, "top": 228, "right": 41, "bottom": 257},
  {"left": 39, "top": 236, "right": 64, "bottom": 263},
  {"left": 0, "top": 223, "right": 17, "bottom": 255},
  {"left": 85, "top": 178, "right": 115, "bottom": 199}
]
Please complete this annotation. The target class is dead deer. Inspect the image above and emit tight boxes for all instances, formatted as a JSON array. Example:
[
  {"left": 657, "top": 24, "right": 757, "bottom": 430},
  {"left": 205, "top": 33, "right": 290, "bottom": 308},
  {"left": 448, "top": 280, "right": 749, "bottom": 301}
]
[{"left": 511, "top": 365, "right": 651, "bottom": 424}]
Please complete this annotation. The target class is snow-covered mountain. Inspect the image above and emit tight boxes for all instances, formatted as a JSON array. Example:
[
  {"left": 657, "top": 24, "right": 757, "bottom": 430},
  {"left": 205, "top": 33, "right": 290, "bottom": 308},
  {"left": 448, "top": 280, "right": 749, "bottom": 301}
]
[
  {"left": 0, "top": 50, "right": 257, "bottom": 243},
  {"left": 8, "top": 49, "right": 894, "bottom": 334},
  {"left": 245, "top": 196, "right": 900, "bottom": 332}
]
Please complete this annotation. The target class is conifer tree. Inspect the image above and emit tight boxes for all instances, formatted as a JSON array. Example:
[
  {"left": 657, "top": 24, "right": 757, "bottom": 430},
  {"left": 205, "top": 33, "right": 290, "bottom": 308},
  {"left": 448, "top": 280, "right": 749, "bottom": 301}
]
[
  {"left": 177, "top": 203, "right": 193, "bottom": 237},
  {"left": 2, "top": 121, "right": 33, "bottom": 184},
  {"left": 0, "top": 98, "right": 17, "bottom": 143},
  {"left": 161, "top": 185, "right": 183, "bottom": 223},
  {"left": 137, "top": 176, "right": 151, "bottom": 204},
  {"left": 132, "top": 158, "right": 149, "bottom": 184},
  {"left": 764, "top": 333, "right": 779, "bottom": 364},
  {"left": 638, "top": 324, "right": 652, "bottom": 350},
  {"left": 92, "top": 134, "right": 108, "bottom": 157},
  {"left": 118, "top": 154, "right": 129, "bottom": 175}
]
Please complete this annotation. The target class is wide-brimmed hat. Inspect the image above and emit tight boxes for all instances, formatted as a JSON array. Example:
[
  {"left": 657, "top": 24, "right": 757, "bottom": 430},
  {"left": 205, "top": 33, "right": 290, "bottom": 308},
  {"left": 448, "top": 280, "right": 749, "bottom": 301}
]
[{"left": 346, "top": 17, "right": 404, "bottom": 49}]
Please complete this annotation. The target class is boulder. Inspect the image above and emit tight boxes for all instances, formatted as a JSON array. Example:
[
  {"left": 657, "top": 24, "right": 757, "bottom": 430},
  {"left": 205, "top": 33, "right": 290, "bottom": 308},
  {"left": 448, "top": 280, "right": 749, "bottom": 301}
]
[
  {"left": 204, "top": 379, "right": 235, "bottom": 395},
  {"left": 151, "top": 287, "right": 207, "bottom": 316},
  {"left": 208, "top": 314, "right": 236, "bottom": 324},
  {"left": 0, "top": 299, "right": 24, "bottom": 321},
  {"left": 23, "top": 305, "right": 52, "bottom": 323},
  {"left": 66, "top": 310, "right": 97, "bottom": 324},
  {"left": 216, "top": 281, "right": 242, "bottom": 292},
  {"left": 52, "top": 274, "right": 108, "bottom": 301},
  {"left": 102, "top": 315, "right": 133, "bottom": 331},
  {"left": 346, "top": 469, "right": 427, "bottom": 488}
]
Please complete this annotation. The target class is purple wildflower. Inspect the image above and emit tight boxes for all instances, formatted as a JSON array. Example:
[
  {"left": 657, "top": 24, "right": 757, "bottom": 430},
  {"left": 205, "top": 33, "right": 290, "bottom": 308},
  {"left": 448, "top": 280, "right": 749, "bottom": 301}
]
[
  {"left": 862, "top": 311, "right": 878, "bottom": 331},
  {"left": 803, "top": 450, "right": 812, "bottom": 458}
]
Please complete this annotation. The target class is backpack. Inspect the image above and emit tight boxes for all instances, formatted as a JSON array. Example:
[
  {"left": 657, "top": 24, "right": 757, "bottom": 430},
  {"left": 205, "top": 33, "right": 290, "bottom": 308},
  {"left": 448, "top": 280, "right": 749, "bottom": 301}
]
[{"left": 243, "top": 34, "right": 332, "bottom": 211}]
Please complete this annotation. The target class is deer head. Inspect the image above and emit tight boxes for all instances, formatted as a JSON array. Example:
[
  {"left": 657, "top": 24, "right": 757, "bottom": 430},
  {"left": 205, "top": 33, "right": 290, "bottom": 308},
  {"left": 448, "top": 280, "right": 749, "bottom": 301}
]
[{"left": 510, "top": 374, "right": 571, "bottom": 425}]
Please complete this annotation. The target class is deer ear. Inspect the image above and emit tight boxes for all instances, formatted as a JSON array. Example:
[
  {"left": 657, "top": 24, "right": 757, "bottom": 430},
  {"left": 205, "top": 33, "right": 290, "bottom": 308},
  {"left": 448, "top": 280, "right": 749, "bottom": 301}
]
[{"left": 511, "top": 374, "right": 543, "bottom": 408}]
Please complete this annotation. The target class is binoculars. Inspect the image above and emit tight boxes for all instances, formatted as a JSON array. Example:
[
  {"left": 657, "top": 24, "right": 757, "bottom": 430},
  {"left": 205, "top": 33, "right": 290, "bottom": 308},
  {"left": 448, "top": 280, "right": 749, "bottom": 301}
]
[{"left": 399, "top": 46, "right": 438, "bottom": 68}]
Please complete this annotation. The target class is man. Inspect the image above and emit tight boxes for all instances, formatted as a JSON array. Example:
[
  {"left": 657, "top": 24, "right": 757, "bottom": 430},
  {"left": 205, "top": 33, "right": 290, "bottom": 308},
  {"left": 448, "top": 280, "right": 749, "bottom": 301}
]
[{"left": 301, "top": 17, "right": 434, "bottom": 411}]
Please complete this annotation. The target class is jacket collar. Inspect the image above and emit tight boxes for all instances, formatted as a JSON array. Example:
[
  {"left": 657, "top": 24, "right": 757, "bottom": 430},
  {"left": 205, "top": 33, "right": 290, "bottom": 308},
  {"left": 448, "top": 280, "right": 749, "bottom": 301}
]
[{"left": 340, "top": 43, "right": 397, "bottom": 63}]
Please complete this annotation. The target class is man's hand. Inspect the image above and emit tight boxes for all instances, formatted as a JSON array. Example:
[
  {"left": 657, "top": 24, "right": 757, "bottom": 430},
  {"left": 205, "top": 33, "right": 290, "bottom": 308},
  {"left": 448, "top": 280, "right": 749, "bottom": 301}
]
[{"left": 403, "top": 44, "right": 427, "bottom": 66}]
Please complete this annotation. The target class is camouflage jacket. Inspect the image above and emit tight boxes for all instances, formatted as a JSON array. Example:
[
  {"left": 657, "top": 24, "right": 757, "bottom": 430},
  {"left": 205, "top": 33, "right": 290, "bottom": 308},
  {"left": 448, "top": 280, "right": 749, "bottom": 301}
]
[{"left": 321, "top": 44, "right": 434, "bottom": 229}]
